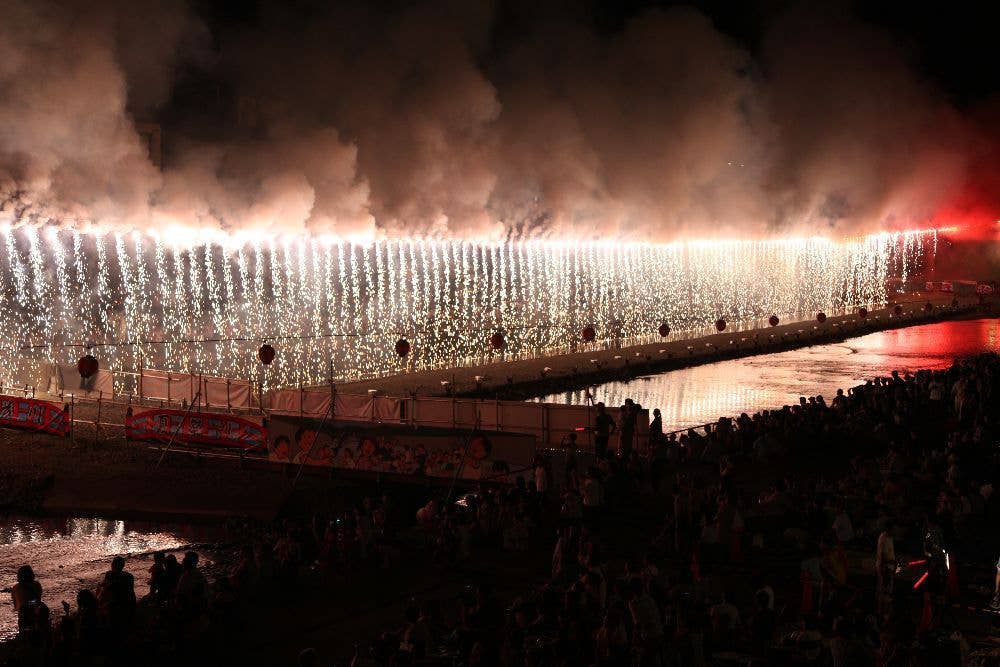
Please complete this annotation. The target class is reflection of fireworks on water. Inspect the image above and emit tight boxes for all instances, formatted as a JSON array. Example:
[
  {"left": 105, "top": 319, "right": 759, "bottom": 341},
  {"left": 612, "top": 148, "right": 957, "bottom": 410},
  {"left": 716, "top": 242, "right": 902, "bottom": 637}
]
[{"left": 0, "top": 225, "right": 934, "bottom": 389}]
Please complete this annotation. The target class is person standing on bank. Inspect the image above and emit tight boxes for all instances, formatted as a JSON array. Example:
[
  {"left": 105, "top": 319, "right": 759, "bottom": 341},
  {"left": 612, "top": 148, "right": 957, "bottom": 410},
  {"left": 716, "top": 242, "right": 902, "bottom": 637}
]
[
  {"left": 619, "top": 399, "right": 637, "bottom": 459},
  {"left": 594, "top": 403, "right": 616, "bottom": 459}
]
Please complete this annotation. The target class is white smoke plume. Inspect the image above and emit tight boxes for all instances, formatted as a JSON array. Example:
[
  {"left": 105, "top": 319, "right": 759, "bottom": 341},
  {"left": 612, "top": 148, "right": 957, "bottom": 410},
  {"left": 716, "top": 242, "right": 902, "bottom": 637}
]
[{"left": 0, "top": 0, "right": 979, "bottom": 240}]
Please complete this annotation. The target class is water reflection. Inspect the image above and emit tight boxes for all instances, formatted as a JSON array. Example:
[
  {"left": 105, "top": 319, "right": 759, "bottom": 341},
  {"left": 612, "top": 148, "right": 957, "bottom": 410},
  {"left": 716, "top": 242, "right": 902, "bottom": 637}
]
[
  {"left": 0, "top": 516, "right": 216, "bottom": 641},
  {"left": 534, "top": 319, "right": 1000, "bottom": 432}
]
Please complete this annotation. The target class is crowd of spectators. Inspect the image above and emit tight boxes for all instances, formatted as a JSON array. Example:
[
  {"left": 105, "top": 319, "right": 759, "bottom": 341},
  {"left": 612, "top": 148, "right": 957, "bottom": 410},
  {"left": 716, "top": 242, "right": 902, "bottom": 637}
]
[
  {"left": 4, "top": 491, "right": 411, "bottom": 666},
  {"left": 8, "top": 549, "right": 211, "bottom": 665},
  {"left": 7, "top": 354, "right": 1000, "bottom": 666},
  {"left": 340, "top": 354, "right": 1000, "bottom": 665}
]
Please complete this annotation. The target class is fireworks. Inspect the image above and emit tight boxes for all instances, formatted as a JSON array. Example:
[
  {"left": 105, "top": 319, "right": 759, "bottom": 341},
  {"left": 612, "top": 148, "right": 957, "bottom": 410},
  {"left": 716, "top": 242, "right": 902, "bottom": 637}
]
[{"left": 0, "top": 226, "right": 935, "bottom": 391}]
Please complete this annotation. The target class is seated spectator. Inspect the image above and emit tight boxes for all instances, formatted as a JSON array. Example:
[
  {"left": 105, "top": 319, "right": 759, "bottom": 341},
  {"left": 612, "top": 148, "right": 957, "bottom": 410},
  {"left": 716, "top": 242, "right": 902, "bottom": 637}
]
[
  {"left": 10, "top": 564, "right": 43, "bottom": 634},
  {"left": 176, "top": 551, "right": 209, "bottom": 622},
  {"left": 148, "top": 551, "right": 167, "bottom": 601},
  {"left": 59, "top": 589, "right": 101, "bottom": 659}
]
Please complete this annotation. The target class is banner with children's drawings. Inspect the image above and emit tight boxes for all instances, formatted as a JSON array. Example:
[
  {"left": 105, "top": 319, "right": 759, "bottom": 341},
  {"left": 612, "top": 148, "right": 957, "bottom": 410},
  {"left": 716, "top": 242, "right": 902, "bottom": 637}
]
[{"left": 266, "top": 416, "right": 535, "bottom": 482}]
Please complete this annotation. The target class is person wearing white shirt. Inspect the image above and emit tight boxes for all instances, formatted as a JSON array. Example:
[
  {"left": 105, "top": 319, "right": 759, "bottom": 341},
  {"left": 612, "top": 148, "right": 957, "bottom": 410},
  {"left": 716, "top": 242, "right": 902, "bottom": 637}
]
[
  {"left": 534, "top": 460, "right": 549, "bottom": 495},
  {"left": 875, "top": 521, "right": 896, "bottom": 614}
]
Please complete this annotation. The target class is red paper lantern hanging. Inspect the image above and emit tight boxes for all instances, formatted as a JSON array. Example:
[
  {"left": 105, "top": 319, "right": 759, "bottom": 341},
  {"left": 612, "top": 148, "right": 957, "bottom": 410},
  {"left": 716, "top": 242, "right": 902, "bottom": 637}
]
[
  {"left": 257, "top": 344, "right": 276, "bottom": 365},
  {"left": 893, "top": 304, "right": 903, "bottom": 316},
  {"left": 77, "top": 354, "right": 99, "bottom": 379},
  {"left": 581, "top": 326, "right": 596, "bottom": 342},
  {"left": 858, "top": 307, "right": 868, "bottom": 319},
  {"left": 924, "top": 302, "right": 933, "bottom": 313},
  {"left": 490, "top": 332, "right": 506, "bottom": 351},
  {"left": 395, "top": 338, "right": 411, "bottom": 358},
  {"left": 715, "top": 319, "right": 726, "bottom": 332},
  {"left": 816, "top": 312, "right": 827, "bottom": 324},
  {"left": 768, "top": 315, "right": 779, "bottom": 327},
  {"left": 658, "top": 322, "right": 670, "bottom": 337}
]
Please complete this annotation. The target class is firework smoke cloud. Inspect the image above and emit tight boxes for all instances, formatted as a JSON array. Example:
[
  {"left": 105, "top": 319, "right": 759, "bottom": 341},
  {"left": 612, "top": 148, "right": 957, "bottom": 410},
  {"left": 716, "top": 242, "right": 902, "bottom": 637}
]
[{"left": 0, "top": 0, "right": 988, "bottom": 240}]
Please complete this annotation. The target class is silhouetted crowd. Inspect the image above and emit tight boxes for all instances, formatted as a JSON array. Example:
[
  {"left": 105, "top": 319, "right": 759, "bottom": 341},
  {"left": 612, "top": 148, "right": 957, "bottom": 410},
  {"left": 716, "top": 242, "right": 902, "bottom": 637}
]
[
  {"left": 7, "top": 354, "right": 1000, "bottom": 666},
  {"left": 337, "top": 354, "right": 1000, "bottom": 666},
  {"left": 8, "top": 550, "right": 212, "bottom": 666}
]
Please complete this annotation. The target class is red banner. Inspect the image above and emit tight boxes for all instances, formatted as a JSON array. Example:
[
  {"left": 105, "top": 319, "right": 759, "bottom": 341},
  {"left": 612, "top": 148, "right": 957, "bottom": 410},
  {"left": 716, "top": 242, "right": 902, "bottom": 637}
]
[
  {"left": 125, "top": 407, "right": 266, "bottom": 450},
  {"left": 0, "top": 395, "right": 71, "bottom": 436}
]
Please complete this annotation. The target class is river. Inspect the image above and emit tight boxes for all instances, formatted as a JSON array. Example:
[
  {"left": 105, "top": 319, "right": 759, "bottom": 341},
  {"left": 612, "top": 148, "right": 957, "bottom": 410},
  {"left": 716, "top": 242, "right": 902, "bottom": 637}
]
[{"left": 533, "top": 318, "right": 1000, "bottom": 432}]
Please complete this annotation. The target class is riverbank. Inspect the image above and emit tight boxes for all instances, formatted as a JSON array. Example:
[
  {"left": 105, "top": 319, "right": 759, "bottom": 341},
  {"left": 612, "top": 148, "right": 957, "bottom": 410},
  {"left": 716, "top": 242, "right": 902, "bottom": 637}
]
[
  {"left": 0, "top": 425, "right": 435, "bottom": 521},
  {"left": 336, "top": 296, "right": 990, "bottom": 399}
]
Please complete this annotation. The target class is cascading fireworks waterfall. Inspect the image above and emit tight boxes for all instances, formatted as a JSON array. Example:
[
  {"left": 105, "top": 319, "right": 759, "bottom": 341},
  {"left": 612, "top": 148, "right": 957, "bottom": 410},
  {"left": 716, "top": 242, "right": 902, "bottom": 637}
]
[{"left": 0, "top": 226, "right": 934, "bottom": 391}]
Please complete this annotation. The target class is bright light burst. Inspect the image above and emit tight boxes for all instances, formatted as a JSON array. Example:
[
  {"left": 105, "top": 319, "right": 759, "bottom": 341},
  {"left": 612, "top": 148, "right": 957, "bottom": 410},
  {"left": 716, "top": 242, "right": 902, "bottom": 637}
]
[{"left": 0, "top": 227, "right": 935, "bottom": 390}]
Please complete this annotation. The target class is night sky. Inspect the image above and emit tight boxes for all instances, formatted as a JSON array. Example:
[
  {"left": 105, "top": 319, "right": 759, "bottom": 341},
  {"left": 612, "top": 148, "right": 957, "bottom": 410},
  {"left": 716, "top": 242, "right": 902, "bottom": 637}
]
[
  {"left": 188, "top": 0, "right": 998, "bottom": 105},
  {"left": 1, "top": 0, "right": 996, "bottom": 239}
]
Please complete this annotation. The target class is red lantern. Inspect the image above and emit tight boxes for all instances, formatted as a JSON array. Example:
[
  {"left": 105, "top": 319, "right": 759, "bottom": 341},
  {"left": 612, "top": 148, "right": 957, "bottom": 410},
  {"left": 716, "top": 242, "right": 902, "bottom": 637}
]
[
  {"left": 924, "top": 302, "right": 933, "bottom": 313},
  {"left": 395, "top": 338, "right": 411, "bottom": 358},
  {"left": 816, "top": 312, "right": 827, "bottom": 324},
  {"left": 715, "top": 319, "right": 726, "bottom": 332},
  {"left": 581, "top": 326, "right": 596, "bottom": 342},
  {"left": 768, "top": 315, "right": 779, "bottom": 327},
  {"left": 77, "top": 354, "right": 99, "bottom": 379},
  {"left": 490, "top": 332, "right": 506, "bottom": 351},
  {"left": 893, "top": 304, "right": 903, "bottom": 316},
  {"left": 858, "top": 307, "right": 868, "bottom": 319},
  {"left": 258, "top": 344, "right": 276, "bottom": 365},
  {"left": 658, "top": 322, "right": 670, "bottom": 337}
]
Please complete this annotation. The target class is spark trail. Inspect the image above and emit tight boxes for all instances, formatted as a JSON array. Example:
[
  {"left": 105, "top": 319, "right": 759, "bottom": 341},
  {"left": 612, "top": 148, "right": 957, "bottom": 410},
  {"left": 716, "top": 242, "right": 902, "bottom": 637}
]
[{"left": 0, "top": 227, "right": 934, "bottom": 390}]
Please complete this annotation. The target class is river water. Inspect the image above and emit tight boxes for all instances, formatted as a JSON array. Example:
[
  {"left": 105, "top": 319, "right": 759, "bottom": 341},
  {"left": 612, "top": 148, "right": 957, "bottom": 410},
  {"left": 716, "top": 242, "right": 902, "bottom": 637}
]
[
  {"left": 533, "top": 318, "right": 1000, "bottom": 432},
  {"left": 0, "top": 516, "right": 217, "bottom": 641}
]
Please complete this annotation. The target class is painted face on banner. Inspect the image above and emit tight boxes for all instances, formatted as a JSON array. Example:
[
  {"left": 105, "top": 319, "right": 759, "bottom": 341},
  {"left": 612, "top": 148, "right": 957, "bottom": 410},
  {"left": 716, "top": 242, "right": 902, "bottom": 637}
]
[
  {"left": 336, "top": 447, "right": 355, "bottom": 467},
  {"left": 298, "top": 429, "right": 317, "bottom": 452},
  {"left": 272, "top": 436, "right": 291, "bottom": 461},
  {"left": 468, "top": 435, "right": 492, "bottom": 464},
  {"left": 360, "top": 438, "right": 377, "bottom": 457}
]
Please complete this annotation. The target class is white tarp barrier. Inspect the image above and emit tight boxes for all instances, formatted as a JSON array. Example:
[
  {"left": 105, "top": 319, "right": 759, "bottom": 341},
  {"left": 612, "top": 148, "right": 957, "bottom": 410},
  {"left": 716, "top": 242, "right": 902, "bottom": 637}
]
[
  {"left": 265, "top": 389, "right": 645, "bottom": 451},
  {"left": 372, "top": 396, "right": 402, "bottom": 422},
  {"left": 38, "top": 363, "right": 114, "bottom": 398},
  {"left": 333, "top": 393, "right": 368, "bottom": 420},
  {"left": 201, "top": 377, "right": 253, "bottom": 409},
  {"left": 139, "top": 370, "right": 196, "bottom": 403},
  {"left": 267, "top": 388, "right": 304, "bottom": 414},
  {"left": 265, "top": 390, "right": 402, "bottom": 422}
]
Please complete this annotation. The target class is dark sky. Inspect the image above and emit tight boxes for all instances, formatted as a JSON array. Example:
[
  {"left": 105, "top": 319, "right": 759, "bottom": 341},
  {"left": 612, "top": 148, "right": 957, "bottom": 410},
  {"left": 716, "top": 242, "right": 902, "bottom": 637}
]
[{"left": 193, "top": 0, "right": 998, "bottom": 107}]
